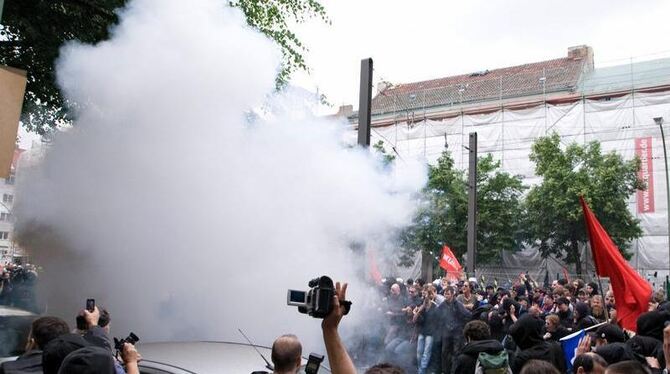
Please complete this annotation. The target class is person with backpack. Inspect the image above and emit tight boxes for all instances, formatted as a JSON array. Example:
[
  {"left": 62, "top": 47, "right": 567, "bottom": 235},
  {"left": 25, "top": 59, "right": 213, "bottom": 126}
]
[{"left": 453, "top": 320, "right": 510, "bottom": 374}]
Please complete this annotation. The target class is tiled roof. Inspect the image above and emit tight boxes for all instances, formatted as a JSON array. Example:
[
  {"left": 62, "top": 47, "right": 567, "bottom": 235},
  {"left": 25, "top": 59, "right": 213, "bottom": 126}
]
[{"left": 372, "top": 57, "right": 586, "bottom": 115}]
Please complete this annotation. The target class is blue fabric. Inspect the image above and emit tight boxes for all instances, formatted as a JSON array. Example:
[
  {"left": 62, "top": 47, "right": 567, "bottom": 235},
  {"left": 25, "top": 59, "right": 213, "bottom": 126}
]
[
  {"left": 416, "top": 334, "right": 434, "bottom": 374},
  {"left": 560, "top": 329, "right": 585, "bottom": 371}
]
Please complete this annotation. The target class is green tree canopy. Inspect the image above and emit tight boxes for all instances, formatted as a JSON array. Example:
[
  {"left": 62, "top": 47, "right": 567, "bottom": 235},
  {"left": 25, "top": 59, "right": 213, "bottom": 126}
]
[
  {"left": 524, "top": 133, "right": 644, "bottom": 275},
  {"left": 0, "top": 0, "right": 328, "bottom": 134},
  {"left": 401, "top": 151, "right": 526, "bottom": 269}
]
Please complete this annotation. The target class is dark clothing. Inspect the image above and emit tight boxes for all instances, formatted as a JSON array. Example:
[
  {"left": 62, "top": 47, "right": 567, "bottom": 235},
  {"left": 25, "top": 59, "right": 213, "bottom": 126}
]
[
  {"left": 508, "top": 314, "right": 566, "bottom": 374},
  {"left": 441, "top": 334, "right": 464, "bottom": 374},
  {"left": 575, "top": 315, "right": 598, "bottom": 331},
  {"left": 57, "top": 346, "right": 115, "bottom": 374},
  {"left": 416, "top": 303, "right": 441, "bottom": 337},
  {"left": 437, "top": 299, "right": 471, "bottom": 374},
  {"left": 594, "top": 342, "right": 634, "bottom": 365},
  {"left": 453, "top": 339, "right": 505, "bottom": 374},
  {"left": 637, "top": 311, "right": 670, "bottom": 342},
  {"left": 545, "top": 326, "right": 569, "bottom": 342},
  {"left": 0, "top": 350, "right": 42, "bottom": 374},
  {"left": 626, "top": 335, "right": 665, "bottom": 368},
  {"left": 438, "top": 300, "right": 471, "bottom": 336},
  {"left": 557, "top": 309, "right": 574, "bottom": 330}
]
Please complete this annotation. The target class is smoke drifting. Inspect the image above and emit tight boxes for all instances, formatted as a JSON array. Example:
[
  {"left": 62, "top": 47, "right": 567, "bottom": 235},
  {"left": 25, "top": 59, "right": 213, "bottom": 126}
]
[{"left": 13, "top": 0, "right": 425, "bottom": 350}]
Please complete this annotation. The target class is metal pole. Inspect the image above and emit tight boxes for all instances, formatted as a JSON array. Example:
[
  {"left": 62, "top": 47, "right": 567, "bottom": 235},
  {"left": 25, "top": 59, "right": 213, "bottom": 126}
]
[
  {"left": 466, "top": 132, "right": 478, "bottom": 277},
  {"left": 656, "top": 117, "right": 670, "bottom": 273},
  {"left": 357, "top": 58, "right": 373, "bottom": 147}
]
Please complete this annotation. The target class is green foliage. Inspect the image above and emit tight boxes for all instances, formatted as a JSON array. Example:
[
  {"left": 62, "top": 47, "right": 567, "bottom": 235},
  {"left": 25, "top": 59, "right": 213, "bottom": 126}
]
[
  {"left": 401, "top": 151, "right": 526, "bottom": 266},
  {"left": 372, "top": 140, "right": 396, "bottom": 167},
  {"left": 0, "top": 0, "right": 328, "bottom": 134},
  {"left": 524, "top": 132, "right": 644, "bottom": 274}
]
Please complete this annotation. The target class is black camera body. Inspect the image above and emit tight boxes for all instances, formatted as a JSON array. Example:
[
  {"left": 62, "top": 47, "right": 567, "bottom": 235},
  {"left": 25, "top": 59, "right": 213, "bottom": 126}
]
[
  {"left": 287, "top": 276, "right": 335, "bottom": 319},
  {"left": 114, "top": 332, "right": 139, "bottom": 351}
]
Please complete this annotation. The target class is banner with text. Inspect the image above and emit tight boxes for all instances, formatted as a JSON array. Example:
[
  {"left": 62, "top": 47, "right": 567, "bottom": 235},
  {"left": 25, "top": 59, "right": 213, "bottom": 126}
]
[{"left": 635, "top": 137, "right": 655, "bottom": 213}]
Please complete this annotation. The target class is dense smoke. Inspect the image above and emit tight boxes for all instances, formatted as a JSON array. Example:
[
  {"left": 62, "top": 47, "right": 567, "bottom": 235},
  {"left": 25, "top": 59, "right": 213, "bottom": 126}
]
[{"left": 13, "top": 0, "right": 425, "bottom": 351}]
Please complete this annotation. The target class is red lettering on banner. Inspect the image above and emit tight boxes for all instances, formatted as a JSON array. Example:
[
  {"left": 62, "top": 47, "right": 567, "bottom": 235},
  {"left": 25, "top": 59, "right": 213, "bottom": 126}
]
[{"left": 635, "top": 137, "right": 655, "bottom": 213}]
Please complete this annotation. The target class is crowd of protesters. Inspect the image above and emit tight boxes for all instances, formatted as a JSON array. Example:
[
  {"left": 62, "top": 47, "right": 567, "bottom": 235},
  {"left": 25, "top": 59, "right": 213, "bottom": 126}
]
[
  {"left": 0, "top": 262, "right": 39, "bottom": 312},
  {"left": 345, "top": 273, "right": 670, "bottom": 374}
]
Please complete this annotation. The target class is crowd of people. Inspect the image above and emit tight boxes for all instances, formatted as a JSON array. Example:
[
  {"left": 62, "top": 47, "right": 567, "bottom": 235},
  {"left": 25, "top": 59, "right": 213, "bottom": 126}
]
[
  {"left": 0, "top": 262, "right": 39, "bottom": 312},
  {"left": 344, "top": 273, "right": 670, "bottom": 374}
]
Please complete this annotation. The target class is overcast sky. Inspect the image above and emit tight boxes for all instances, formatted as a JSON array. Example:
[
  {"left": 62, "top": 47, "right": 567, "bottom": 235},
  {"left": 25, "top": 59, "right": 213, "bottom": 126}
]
[{"left": 290, "top": 0, "right": 670, "bottom": 114}]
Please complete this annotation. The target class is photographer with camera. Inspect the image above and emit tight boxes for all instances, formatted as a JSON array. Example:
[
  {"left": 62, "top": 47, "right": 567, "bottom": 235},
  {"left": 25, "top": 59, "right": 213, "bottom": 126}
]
[{"left": 81, "top": 304, "right": 142, "bottom": 374}]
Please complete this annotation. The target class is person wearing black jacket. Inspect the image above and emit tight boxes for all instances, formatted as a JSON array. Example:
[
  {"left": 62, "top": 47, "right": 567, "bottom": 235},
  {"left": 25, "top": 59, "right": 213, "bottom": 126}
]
[
  {"left": 508, "top": 314, "right": 566, "bottom": 374},
  {"left": 0, "top": 316, "right": 70, "bottom": 374},
  {"left": 413, "top": 285, "right": 440, "bottom": 374},
  {"left": 453, "top": 320, "right": 507, "bottom": 374},
  {"left": 438, "top": 286, "right": 471, "bottom": 374}
]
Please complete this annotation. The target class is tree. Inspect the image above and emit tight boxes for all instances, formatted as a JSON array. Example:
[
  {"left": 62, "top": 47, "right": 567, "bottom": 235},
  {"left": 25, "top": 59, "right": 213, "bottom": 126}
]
[
  {"left": 524, "top": 133, "right": 644, "bottom": 275},
  {"left": 372, "top": 140, "right": 396, "bottom": 167},
  {"left": 400, "top": 151, "right": 526, "bottom": 268},
  {"left": 0, "top": 0, "right": 328, "bottom": 134}
]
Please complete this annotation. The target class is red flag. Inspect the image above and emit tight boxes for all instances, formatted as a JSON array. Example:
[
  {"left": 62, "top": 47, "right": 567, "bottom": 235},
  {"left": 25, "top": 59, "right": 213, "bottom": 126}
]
[
  {"left": 580, "top": 196, "right": 651, "bottom": 331},
  {"left": 439, "top": 245, "right": 462, "bottom": 281}
]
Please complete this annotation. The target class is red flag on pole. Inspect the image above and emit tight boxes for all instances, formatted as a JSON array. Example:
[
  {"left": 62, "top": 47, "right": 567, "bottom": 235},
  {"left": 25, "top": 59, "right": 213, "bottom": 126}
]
[
  {"left": 439, "top": 245, "right": 462, "bottom": 281},
  {"left": 580, "top": 196, "right": 652, "bottom": 331}
]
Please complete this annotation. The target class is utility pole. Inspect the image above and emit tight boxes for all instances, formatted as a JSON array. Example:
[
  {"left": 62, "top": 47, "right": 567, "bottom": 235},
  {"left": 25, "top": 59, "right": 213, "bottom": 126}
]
[
  {"left": 358, "top": 58, "right": 373, "bottom": 147},
  {"left": 655, "top": 117, "right": 670, "bottom": 275},
  {"left": 466, "top": 132, "right": 478, "bottom": 277}
]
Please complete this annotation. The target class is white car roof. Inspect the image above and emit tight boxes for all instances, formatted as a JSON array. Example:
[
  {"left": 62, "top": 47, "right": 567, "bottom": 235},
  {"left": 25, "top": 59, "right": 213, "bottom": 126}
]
[{"left": 136, "top": 341, "right": 279, "bottom": 373}]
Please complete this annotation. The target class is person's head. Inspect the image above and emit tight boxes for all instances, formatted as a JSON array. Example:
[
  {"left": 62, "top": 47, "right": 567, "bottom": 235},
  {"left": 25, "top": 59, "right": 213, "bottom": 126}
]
[
  {"left": 518, "top": 296, "right": 529, "bottom": 309},
  {"left": 390, "top": 283, "right": 400, "bottom": 297},
  {"left": 30, "top": 316, "right": 70, "bottom": 350},
  {"left": 545, "top": 314, "right": 560, "bottom": 332},
  {"left": 574, "top": 279, "right": 585, "bottom": 290},
  {"left": 443, "top": 286, "right": 455, "bottom": 302},
  {"left": 42, "top": 334, "right": 92, "bottom": 374},
  {"left": 57, "top": 346, "right": 115, "bottom": 374},
  {"left": 486, "top": 285, "right": 494, "bottom": 295},
  {"left": 98, "top": 309, "right": 110, "bottom": 334},
  {"left": 556, "top": 297, "right": 570, "bottom": 312},
  {"left": 574, "top": 352, "right": 607, "bottom": 374},
  {"left": 591, "top": 295, "right": 604, "bottom": 311},
  {"left": 408, "top": 285, "right": 418, "bottom": 299},
  {"left": 462, "top": 281, "right": 472, "bottom": 295},
  {"left": 558, "top": 278, "right": 568, "bottom": 286},
  {"left": 604, "top": 360, "right": 651, "bottom": 374},
  {"left": 578, "top": 290, "right": 589, "bottom": 302},
  {"left": 605, "top": 291, "right": 615, "bottom": 306},
  {"left": 424, "top": 284, "right": 436, "bottom": 300},
  {"left": 519, "top": 359, "right": 560, "bottom": 374},
  {"left": 594, "top": 324, "right": 625, "bottom": 346},
  {"left": 271, "top": 334, "right": 302, "bottom": 374},
  {"left": 364, "top": 363, "right": 404, "bottom": 374},
  {"left": 575, "top": 302, "right": 591, "bottom": 320},
  {"left": 586, "top": 282, "right": 599, "bottom": 295},
  {"left": 463, "top": 320, "right": 491, "bottom": 342}
]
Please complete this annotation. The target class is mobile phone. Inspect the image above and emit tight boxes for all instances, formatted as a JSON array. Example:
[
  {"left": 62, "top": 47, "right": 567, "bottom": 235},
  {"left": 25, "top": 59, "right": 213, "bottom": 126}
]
[{"left": 86, "top": 298, "right": 95, "bottom": 312}]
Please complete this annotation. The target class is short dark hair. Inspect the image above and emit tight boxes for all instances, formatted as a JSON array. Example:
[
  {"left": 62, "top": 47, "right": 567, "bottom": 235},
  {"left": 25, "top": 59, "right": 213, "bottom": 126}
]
[
  {"left": 443, "top": 286, "right": 455, "bottom": 295},
  {"left": 519, "top": 359, "right": 560, "bottom": 374},
  {"left": 98, "top": 309, "right": 110, "bottom": 328},
  {"left": 463, "top": 320, "right": 491, "bottom": 341},
  {"left": 32, "top": 316, "right": 70, "bottom": 350},
  {"left": 573, "top": 353, "right": 607, "bottom": 373},
  {"left": 558, "top": 279, "right": 568, "bottom": 286},
  {"left": 271, "top": 334, "right": 302, "bottom": 372},
  {"left": 605, "top": 360, "right": 651, "bottom": 374},
  {"left": 365, "top": 363, "right": 405, "bottom": 374}
]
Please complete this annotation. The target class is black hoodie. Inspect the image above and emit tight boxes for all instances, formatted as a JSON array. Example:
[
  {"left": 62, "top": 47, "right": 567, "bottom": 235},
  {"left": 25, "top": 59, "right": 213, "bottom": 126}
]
[
  {"left": 508, "top": 314, "right": 566, "bottom": 374},
  {"left": 453, "top": 339, "right": 506, "bottom": 374}
]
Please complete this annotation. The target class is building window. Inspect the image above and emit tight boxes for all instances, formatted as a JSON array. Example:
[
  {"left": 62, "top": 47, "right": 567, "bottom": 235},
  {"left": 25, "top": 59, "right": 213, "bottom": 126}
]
[
  {"left": 2, "top": 194, "right": 13, "bottom": 204},
  {"left": 0, "top": 232, "right": 9, "bottom": 240},
  {"left": 0, "top": 212, "right": 10, "bottom": 221},
  {"left": 5, "top": 172, "right": 15, "bottom": 185}
]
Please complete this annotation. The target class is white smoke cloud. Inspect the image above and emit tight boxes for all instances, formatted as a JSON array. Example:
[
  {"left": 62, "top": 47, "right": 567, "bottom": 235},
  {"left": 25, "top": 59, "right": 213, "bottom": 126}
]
[{"left": 14, "top": 0, "right": 426, "bottom": 351}]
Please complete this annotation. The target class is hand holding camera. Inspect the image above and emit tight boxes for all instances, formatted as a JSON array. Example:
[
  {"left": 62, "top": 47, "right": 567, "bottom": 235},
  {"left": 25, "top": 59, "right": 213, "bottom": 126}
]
[{"left": 287, "top": 276, "right": 352, "bottom": 319}]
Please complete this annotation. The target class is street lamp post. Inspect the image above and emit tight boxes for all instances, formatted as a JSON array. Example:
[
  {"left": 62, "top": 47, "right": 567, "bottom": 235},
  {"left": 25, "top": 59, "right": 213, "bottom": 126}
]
[{"left": 655, "top": 117, "right": 670, "bottom": 275}]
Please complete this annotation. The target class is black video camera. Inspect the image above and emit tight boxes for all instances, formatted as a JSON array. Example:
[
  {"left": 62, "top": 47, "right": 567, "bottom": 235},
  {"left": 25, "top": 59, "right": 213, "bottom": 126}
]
[
  {"left": 114, "top": 332, "right": 139, "bottom": 351},
  {"left": 287, "top": 276, "right": 336, "bottom": 319}
]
